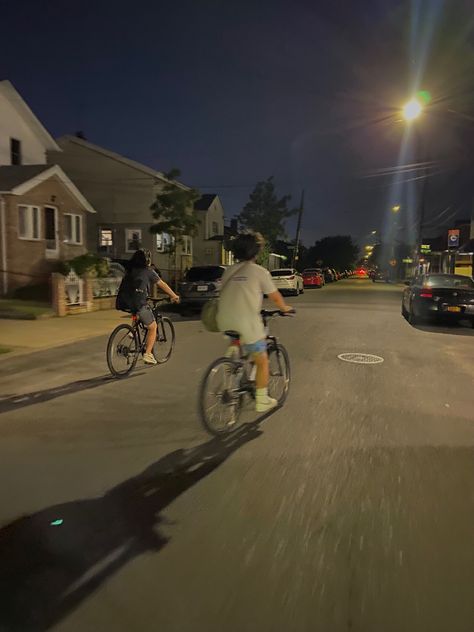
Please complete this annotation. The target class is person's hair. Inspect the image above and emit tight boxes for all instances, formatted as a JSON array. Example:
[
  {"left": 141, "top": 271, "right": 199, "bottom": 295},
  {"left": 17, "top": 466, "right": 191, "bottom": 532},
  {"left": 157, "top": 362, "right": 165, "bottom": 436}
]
[
  {"left": 129, "top": 249, "right": 151, "bottom": 269},
  {"left": 232, "top": 233, "right": 264, "bottom": 261}
]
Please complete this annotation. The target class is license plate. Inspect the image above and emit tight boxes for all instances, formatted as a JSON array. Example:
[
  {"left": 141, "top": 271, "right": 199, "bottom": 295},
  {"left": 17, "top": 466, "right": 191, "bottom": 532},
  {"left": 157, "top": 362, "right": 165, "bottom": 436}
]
[
  {"left": 447, "top": 306, "right": 461, "bottom": 313},
  {"left": 197, "top": 285, "right": 208, "bottom": 292}
]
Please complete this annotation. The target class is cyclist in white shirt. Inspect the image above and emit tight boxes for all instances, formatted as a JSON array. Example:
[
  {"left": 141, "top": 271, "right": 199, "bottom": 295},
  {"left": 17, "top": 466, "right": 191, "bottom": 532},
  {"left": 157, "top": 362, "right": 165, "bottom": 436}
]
[{"left": 217, "top": 233, "right": 293, "bottom": 413}]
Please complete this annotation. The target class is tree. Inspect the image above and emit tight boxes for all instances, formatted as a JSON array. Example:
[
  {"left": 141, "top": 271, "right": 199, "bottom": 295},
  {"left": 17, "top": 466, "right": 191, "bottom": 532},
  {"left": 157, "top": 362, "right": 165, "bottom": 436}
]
[
  {"left": 150, "top": 169, "right": 201, "bottom": 286},
  {"left": 305, "top": 236, "right": 359, "bottom": 271},
  {"left": 238, "top": 177, "right": 296, "bottom": 246}
]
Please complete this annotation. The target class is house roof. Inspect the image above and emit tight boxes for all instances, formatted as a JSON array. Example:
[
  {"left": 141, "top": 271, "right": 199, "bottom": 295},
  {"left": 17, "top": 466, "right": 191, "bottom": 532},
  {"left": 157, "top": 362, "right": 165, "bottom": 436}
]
[
  {"left": 0, "top": 81, "right": 60, "bottom": 152},
  {"left": 0, "top": 164, "right": 96, "bottom": 213},
  {"left": 55, "top": 135, "right": 191, "bottom": 191},
  {"left": 195, "top": 194, "right": 217, "bottom": 210}
]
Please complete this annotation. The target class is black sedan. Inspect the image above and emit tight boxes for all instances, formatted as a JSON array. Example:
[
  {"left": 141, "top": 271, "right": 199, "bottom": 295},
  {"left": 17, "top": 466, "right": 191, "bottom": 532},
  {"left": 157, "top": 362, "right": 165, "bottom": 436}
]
[{"left": 402, "top": 273, "right": 474, "bottom": 326}]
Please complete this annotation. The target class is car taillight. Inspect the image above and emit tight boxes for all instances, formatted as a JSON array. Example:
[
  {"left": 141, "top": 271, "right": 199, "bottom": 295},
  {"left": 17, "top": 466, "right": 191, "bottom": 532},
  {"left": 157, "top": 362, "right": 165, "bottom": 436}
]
[{"left": 420, "top": 291, "right": 433, "bottom": 298}]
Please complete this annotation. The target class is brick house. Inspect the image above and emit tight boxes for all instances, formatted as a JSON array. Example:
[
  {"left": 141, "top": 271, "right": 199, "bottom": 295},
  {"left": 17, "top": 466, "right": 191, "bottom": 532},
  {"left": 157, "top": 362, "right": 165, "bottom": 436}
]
[
  {"left": 0, "top": 164, "right": 95, "bottom": 293},
  {"left": 0, "top": 80, "right": 96, "bottom": 295}
]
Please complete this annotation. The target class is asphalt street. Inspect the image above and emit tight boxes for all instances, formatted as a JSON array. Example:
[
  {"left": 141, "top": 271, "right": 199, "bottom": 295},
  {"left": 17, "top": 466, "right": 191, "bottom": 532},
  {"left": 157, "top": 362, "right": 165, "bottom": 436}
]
[{"left": 0, "top": 279, "right": 473, "bottom": 632}]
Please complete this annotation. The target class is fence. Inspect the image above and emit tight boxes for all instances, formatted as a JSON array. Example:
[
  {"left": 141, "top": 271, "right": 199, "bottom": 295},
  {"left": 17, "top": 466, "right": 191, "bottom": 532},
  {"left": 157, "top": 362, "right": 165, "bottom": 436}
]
[{"left": 51, "top": 270, "right": 124, "bottom": 316}]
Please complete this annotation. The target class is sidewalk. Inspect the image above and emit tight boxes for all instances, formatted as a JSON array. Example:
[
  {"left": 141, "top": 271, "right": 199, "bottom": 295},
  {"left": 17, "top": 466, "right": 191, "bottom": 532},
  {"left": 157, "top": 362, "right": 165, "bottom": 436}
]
[{"left": 0, "top": 310, "right": 130, "bottom": 358}]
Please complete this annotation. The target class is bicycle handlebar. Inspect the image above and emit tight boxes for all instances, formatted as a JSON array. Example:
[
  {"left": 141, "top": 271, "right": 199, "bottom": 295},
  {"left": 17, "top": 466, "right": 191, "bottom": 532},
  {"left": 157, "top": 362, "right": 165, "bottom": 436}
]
[{"left": 147, "top": 296, "right": 170, "bottom": 304}]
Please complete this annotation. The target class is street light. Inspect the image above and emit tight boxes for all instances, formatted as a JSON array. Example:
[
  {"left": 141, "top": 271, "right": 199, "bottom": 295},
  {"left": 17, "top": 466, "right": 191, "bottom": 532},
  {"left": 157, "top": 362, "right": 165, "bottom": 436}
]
[
  {"left": 402, "top": 98, "right": 423, "bottom": 122},
  {"left": 392, "top": 205, "right": 401, "bottom": 213}
]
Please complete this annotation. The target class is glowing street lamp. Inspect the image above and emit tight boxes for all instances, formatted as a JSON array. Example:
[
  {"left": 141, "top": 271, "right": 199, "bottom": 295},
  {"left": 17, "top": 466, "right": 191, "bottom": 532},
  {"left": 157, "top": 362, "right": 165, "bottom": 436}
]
[
  {"left": 402, "top": 98, "right": 423, "bottom": 121},
  {"left": 392, "top": 204, "right": 401, "bottom": 213}
]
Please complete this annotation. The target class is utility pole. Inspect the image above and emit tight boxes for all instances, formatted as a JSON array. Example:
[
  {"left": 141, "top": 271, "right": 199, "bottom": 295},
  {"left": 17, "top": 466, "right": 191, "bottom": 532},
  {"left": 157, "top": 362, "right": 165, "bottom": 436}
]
[{"left": 292, "top": 190, "right": 305, "bottom": 268}]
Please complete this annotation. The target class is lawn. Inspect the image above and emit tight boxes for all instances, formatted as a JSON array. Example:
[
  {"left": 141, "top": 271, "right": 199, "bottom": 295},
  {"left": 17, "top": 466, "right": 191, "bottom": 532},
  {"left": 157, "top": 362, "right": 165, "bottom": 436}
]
[{"left": 0, "top": 299, "right": 54, "bottom": 318}]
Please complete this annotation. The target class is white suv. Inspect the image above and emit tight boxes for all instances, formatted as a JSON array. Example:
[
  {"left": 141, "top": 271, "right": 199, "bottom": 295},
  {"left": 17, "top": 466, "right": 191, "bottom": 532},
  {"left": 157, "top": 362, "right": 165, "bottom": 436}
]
[{"left": 270, "top": 268, "right": 304, "bottom": 296}]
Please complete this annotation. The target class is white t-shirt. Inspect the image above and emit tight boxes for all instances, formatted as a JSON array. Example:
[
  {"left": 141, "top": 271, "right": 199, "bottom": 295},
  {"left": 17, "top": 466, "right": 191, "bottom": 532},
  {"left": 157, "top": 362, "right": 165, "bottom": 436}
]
[{"left": 217, "top": 261, "right": 277, "bottom": 344}]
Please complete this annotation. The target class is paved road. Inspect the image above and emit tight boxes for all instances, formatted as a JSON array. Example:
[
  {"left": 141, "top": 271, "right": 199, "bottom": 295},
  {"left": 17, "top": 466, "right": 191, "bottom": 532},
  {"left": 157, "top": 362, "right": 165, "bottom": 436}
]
[{"left": 1, "top": 279, "right": 473, "bottom": 632}]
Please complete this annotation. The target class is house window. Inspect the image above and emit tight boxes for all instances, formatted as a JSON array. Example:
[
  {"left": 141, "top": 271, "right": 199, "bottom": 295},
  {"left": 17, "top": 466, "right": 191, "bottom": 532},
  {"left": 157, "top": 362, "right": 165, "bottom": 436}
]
[
  {"left": 10, "top": 138, "right": 22, "bottom": 165},
  {"left": 99, "top": 229, "right": 113, "bottom": 247},
  {"left": 18, "top": 205, "right": 41, "bottom": 240},
  {"left": 64, "top": 213, "right": 82, "bottom": 245},
  {"left": 212, "top": 221, "right": 219, "bottom": 235},
  {"left": 125, "top": 228, "right": 142, "bottom": 252},
  {"left": 183, "top": 235, "right": 192, "bottom": 255},
  {"left": 156, "top": 232, "right": 174, "bottom": 252}
]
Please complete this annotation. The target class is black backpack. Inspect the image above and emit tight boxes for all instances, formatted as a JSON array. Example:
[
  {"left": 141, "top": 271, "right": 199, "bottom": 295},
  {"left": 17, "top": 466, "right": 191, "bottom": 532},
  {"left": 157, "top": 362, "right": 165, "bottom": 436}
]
[{"left": 116, "top": 273, "right": 146, "bottom": 312}]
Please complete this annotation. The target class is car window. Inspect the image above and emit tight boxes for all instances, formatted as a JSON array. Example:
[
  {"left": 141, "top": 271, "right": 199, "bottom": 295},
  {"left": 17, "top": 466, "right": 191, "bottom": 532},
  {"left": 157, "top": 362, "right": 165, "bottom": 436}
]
[
  {"left": 271, "top": 269, "right": 293, "bottom": 277},
  {"left": 426, "top": 274, "right": 474, "bottom": 289},
  {"left": 186, "top": 267, "right": 225, "bottom": 282}
]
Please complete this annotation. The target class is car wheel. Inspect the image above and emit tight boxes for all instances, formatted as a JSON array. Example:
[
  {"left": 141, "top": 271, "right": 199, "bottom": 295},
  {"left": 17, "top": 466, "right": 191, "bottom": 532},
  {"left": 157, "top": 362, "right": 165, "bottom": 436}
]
[{"left": 408, "top": 302, "right": 419, "bottom": 325}]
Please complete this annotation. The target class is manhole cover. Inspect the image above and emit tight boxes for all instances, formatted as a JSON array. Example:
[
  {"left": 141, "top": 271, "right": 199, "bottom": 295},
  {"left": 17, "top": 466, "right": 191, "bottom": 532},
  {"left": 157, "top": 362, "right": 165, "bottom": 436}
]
[{"left": 338, "top": 353, "right": 384, "bottom": 365}]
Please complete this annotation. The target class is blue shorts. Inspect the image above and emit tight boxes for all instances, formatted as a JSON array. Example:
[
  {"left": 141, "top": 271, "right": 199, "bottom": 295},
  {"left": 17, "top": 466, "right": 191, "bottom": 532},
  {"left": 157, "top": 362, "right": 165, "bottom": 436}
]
[{"left": 243, "top": 339, "right": 267, "bottom": 355}]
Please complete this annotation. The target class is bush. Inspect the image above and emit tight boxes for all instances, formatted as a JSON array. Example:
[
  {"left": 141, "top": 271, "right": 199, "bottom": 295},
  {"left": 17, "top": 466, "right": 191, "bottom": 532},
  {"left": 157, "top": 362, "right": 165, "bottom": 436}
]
[{"left": 56, "top": 254, "right": 110, "bottom": 278}]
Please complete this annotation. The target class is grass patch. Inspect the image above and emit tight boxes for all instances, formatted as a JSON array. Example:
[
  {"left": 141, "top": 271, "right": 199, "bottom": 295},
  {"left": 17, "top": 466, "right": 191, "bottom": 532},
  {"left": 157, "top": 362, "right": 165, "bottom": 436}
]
[
  {"left": 0, "top": 346, "right": 11, "bottom": 354},
  {"left": 0, "top": 299, "right": 53, "bottom": 318}
]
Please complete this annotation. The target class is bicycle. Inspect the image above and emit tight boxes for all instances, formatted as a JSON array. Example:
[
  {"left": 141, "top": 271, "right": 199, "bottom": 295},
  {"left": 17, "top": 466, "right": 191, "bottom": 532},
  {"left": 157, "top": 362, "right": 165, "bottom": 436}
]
[
  {"left": 106, "top": 298, "right": 175, "bottom": 378},
  {"left": 198, "top": 309, "right": 294, "bottom": 436}
]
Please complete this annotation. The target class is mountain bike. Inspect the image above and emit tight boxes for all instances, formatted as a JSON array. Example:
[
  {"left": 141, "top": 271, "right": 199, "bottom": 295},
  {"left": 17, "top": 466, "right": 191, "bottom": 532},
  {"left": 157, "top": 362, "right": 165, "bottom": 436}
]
[
  {"left": 106, "top": 298, "right": 175, "bottom": 377},
  {"left": 198, "top": 309, "right": 294, "bottom": 436}
]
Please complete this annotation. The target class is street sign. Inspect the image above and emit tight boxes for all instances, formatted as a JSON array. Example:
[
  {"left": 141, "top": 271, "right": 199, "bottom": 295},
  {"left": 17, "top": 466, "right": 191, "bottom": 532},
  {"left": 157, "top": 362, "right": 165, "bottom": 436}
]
[
  {"left": 402, "top": 257, "right": 413, "bottom": 263},
  {"left": 448, "top": 229, "right": 460, "bottom": 248},
  {"left": 389, "top": 259, "right": 397, "bottom": 267},
  {"left": 420, "top": 244, "right": 431, "bottom": 253}
]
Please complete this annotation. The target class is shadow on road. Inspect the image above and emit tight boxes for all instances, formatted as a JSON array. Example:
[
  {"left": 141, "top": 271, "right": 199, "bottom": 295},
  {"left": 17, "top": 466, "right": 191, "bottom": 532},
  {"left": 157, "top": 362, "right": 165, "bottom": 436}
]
[
  {"left": 0, "top": 424, "right": 262, "bottom": 631},
  {"left": 0, "top": 373, "right": 145, "bottom": 415},
  {"left": 411, "top": 320, "right": 474, "bottom": 337}
]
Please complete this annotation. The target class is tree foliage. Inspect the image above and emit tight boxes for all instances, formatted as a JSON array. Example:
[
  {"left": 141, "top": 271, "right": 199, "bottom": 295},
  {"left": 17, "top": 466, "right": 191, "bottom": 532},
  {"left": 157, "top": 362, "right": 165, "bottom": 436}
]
[
  {"left": 238, "top": 177, "right": 296, "bottom": 246},
  {"left": 303, "top": 236, "right": 359, "bottom": 270},
  {"left": 150, "top": 169, "right": 201, "bottom": 249}
]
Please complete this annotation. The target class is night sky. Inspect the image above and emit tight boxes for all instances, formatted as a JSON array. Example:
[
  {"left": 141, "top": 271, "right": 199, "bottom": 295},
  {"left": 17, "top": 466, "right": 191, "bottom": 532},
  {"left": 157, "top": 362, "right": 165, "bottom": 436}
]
[{"left": 2, "top": 0, "right": 473, "bottom": 246}]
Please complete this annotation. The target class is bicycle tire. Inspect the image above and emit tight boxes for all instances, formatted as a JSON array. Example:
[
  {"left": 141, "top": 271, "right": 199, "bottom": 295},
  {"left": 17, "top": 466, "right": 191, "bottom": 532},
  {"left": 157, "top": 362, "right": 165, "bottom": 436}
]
[
  {"left": 267, "top": 342, "right": 291, "bottom": 406},
  {"left": 199, "top": 357, "right": 243, "bottom": 436},
  {"left": 106, "top": 324, "right": 139, "bottom": 378},
  {"left": 154, "top": 317, "right": 175, "bottom": 363}
]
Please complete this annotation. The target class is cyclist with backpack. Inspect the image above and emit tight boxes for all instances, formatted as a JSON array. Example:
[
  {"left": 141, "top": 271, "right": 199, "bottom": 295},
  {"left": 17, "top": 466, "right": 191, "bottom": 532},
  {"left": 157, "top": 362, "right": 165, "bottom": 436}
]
[{"left": 116, "top": 249, "right": 180, "bottom": 365}]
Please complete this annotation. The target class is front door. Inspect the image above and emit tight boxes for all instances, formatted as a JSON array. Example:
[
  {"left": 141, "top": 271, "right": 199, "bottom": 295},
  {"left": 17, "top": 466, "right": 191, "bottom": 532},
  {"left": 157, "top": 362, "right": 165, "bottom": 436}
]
[{"left": 44, "top": 206, "right": 58, "bottom": 258}]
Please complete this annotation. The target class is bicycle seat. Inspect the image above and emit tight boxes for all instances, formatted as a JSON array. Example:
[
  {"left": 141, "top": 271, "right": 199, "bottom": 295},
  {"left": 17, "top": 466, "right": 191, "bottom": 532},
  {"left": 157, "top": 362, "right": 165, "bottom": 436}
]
[{"left": 225, "top": 330, "right": 241, "bottom": 340}]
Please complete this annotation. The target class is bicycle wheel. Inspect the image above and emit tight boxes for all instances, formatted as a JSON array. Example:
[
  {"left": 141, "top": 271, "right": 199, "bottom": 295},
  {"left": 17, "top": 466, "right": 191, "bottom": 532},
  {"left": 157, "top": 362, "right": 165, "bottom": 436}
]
[
  {"left": 267, "top": 343, "right": 291, "bottom": 405},
  {"left": 154, "top": 317, "right": 175, "bottom": 363},
  {"left": 106, "top": 324, "right": 139, "bottom": 377},
  {"left": 199, "top": 358, "right": 243, "bottom": 436}
]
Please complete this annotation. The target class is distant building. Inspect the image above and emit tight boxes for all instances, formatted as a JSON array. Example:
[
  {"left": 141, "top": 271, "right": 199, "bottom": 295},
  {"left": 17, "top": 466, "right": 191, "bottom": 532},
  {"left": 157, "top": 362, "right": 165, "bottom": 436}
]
[
  {"left": 193, "top": 194, "right": 235, "bottom": 266},
  {"left": 47, "top": 135, "right": 193, "bottom": 282}
]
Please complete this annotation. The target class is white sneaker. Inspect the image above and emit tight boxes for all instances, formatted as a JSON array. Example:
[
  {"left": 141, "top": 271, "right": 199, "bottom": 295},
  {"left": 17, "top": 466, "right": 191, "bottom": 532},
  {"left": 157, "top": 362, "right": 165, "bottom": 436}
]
[
  {"left": 143, "top": 352, "right": 157, "bottom": 365},
  {"left": 256, "top": 395, "right": 278, "bottom": 413}
]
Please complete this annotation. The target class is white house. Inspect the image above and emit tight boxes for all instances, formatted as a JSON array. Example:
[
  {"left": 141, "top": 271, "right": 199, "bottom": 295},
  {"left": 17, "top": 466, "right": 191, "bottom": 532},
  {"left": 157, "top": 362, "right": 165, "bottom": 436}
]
[{"left": 0, "top": 81, "right": 95, "bottom": 295}]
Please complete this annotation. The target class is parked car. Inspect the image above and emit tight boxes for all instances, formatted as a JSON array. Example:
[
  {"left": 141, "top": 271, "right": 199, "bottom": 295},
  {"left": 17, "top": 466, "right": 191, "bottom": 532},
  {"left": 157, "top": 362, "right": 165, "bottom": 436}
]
[
  {"left": 402, "top": 273, "right": 474, "bottom": 326},
  {"left": 302, "top": 268, "right": 324, "bottom": 288},
  {"left": 179, "top": 265, "right": 227, "bottom": 308},
  {"left": 270, "top": 268, "right": 304, "bottom": 296}
]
